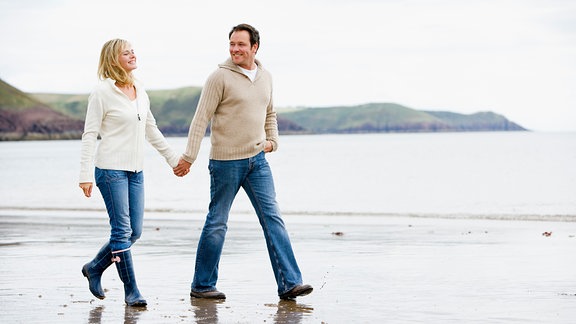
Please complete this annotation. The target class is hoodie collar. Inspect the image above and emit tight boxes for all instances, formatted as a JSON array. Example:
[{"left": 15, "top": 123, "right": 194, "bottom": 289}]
[{"left": 219, "top": 58, "right": 262, "bottom": 73}]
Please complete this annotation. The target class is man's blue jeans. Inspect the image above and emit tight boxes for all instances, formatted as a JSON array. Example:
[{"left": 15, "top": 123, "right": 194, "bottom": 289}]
[
  {"left": 95, "top": 168, "right": 144, "bottom": 252},
  {"left": 191, "top": 151, "right": 303, "bottom": 295}
]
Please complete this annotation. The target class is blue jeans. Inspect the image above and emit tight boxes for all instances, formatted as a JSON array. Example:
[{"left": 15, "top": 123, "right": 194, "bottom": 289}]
[
  {"left": 95, "top": 168, "right": 144, "bottom": 252},
  {"left": 192, "top": 151, "right": 303, "bottom": 295}
]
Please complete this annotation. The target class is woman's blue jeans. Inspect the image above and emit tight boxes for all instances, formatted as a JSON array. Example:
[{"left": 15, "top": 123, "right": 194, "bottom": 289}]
[
  {"left": 95, "top": 168, "right": 144, "bottom": 252},
  {"left": 191, "top": 151, "right": 303, "bottom": 295}
]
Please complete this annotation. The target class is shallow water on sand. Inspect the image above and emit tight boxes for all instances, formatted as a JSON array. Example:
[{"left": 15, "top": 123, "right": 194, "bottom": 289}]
[{"left": 1, "top": 210, "right": 576, "bottom": 323}]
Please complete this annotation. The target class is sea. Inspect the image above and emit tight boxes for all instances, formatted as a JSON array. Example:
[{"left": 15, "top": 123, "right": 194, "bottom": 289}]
[{"left": 0, "top": 131, "right": 574, "bottom": 220}]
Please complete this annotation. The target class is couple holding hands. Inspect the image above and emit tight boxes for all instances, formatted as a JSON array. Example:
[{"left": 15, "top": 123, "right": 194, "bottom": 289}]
[{"left": 78, "top": 24, "right": 312, "bottom": 307}]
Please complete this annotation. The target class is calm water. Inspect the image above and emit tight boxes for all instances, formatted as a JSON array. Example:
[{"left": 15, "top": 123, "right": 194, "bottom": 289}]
[{"left": 0, "top": 132, "right": 575, "bottom": 219}]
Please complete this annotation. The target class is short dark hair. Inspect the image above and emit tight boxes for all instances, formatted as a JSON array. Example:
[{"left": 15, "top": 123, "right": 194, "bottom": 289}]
[{"left": 229, "top": 23, "right": 260, "bottom": 49}]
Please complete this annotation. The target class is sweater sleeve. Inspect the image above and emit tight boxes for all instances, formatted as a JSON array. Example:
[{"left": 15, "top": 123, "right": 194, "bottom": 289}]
[
  {"left": 145, "top": 108, "right": 180, "bottom": 168},
  {"left": 182, "top": 72, "right": 222, "bottom": 164},
  {"left": 264, "top": 94, "right": 279, "bottom": 152},
  {"left": 79, "top": 92, "right": 103, "bottom": 183}
]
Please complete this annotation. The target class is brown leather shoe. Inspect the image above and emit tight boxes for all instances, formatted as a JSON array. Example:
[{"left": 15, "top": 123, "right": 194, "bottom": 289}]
[
  {"left": 190, "top": 290, "right": 226, "bottom": 299},
  {"left": 279, "top": 284, "right": 313, "bottom": 300}
]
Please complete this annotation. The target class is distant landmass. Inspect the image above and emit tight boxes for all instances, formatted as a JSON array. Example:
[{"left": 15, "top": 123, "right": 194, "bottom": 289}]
[
  {"left": 0, "top": 79, "right": 84, "bottom": 140},
  {"left": 277, "top": 104, "right": 525, "bottom": 134},
  {"left": 0, "top": 79, "right": 526, "bottom": 141}
]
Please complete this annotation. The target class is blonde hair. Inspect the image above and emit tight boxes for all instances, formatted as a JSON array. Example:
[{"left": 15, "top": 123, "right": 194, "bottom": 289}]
[{"left": 97, "top": 39, "right": 135, "bottom": 86}]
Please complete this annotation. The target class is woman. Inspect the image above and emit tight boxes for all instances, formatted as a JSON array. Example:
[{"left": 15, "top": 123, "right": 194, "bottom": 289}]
[{"left": 78, "top": 39, "right": 184, "bottom": 307}]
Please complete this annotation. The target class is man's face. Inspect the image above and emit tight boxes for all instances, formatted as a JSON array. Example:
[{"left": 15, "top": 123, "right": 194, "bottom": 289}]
[{"left": 229, "top": 30, "right": 258, "bottom": 69}]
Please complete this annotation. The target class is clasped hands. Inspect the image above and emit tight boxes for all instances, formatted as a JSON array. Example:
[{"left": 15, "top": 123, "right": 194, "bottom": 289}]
[
  {"left": 173, "top": 142, "right": 273, "bottom": 177},
  {"left": 173, "top": 158, "right": 192, "bottom": 177}
]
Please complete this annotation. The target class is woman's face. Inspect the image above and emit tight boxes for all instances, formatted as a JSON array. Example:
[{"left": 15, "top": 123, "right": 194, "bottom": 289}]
[{"left": 118, "top": 45, "right": 137, "bottom": 72}]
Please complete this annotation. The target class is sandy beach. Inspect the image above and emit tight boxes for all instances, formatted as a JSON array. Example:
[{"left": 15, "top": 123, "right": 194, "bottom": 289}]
[{"left": 1, "top": 209, "right": 576, "bottom": 323}]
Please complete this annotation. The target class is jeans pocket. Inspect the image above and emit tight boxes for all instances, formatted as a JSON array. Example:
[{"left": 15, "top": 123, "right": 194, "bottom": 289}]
[{"left": 95, "top": 168, "right": 126, "bottom": 186}]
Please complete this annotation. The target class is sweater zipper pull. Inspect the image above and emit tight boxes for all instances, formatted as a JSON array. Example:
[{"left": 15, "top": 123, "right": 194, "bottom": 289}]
[{"left": 137, "top": 113, "right": 141, "bottom": 121}]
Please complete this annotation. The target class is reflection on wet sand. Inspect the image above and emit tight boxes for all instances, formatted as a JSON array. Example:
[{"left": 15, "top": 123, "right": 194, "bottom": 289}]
[
  {"left": 272, "top": 300, "right": 314, "bottom": 324},
  {"left": 190, "top": 297, "right": 224, "bottom": 323},
  {"left": 87, "top": 305, "right": 104, "bottom": 324},
  {"left": 189, "top": 297, "right": 314, "bottom": 324},
  {"left": 87, "top": 305, "right": 146, "bottom": 324},
  {"left": 124, "top": 306, "right": 147, "bottom": 324}
]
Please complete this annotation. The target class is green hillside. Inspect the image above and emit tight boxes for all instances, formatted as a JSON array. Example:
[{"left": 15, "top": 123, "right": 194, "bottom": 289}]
[
  {"left": 32, "top": 93, "right": 89, "bottom": 120},
  {"left": 23, "top": 85, "right": 527, "bottom": 137},
  {"left": 0, "top": 79, "right": 84, "bottom": 140},
  {"left": 147, "top": 87, "right": 202, "bottom": 132},
  {"left": 0, "top": 79, "right": 46, "bottom": 110},
  {"left": 281, "top": 104, "right": 526, "bottom": 133},
  {"left": 33, "top": 87, "right": 203, "bottom": 134},
  {"left": 280, "top": 103, "right": 445, "bottom": 133},
  {"left": 424, "top": 111, "right": 523, "bottom": 131}
]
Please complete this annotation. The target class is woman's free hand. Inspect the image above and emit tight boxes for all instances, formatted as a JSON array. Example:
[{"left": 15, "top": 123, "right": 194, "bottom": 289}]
[{"left": 79, "top": 182, "right": 93, "bottom": 197}]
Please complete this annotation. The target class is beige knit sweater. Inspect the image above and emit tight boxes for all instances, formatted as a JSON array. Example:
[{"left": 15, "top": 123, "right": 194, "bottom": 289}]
[{"left": 182, "top": 58, "right": 279, "bottom": 164}]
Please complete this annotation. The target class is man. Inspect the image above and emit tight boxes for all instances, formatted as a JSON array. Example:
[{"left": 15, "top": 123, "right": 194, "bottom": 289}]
[{"left": 174, "top": 23, "right": 312, "bottom": 301}]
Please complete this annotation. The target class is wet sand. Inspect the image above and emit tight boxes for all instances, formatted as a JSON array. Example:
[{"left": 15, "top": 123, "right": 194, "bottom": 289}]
[{"left": 1, "top": 209, "right": 576, "bottom": 323}]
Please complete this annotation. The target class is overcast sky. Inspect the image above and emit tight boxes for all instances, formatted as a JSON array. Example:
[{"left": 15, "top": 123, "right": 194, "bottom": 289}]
[{"left": 1, "top": 0, "right": 574, "bottom": 131}]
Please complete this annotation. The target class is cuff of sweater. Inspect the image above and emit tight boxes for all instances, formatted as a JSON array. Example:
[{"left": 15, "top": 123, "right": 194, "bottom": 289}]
[
  {"left": 268, "top": 139, "right": 278, "bottom": 152},
  {"left": 181, "top": 155, "right": 195, "bottom": 164},
  {"left": 79, "top": 172, "right": 94, "bottom": 184},
  {"left": 167, "top": 155, "right": 180, "bottom": 168}
]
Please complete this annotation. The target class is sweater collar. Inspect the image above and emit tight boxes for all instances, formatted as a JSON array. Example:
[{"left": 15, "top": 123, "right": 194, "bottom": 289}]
[
  {"left": 105, "top": 78, "right": 142, "bottom": 94},
  {"left": 220, "top": 58, "right": 262, "bottom": 73}
]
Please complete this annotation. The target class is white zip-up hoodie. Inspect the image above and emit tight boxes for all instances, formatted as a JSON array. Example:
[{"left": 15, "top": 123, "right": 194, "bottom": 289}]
[{"left": 79, "top": 78, "right": 178, "bottom": 183}]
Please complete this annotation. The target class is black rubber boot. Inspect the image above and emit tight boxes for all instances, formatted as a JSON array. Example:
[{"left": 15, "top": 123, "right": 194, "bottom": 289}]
[
  {"left": 112, "top": 249, "right": 147, "bottom": 307},
  {"left": 82, "top": 243, "right": 113, "bottom": 299}
]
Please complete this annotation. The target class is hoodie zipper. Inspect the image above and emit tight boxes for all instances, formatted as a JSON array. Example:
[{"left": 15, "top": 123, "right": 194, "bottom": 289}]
[{"left": 135, "top": 97, "right": 142, "bottom": 172}]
